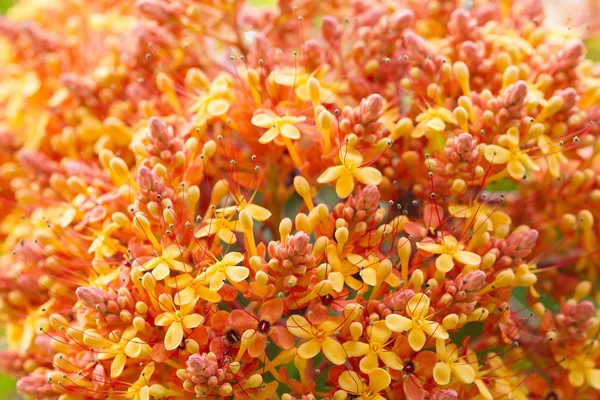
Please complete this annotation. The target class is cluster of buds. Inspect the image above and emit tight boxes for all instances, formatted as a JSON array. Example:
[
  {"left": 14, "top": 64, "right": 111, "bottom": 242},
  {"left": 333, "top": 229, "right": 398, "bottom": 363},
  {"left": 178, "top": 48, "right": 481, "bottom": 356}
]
[{"left": 1, "top": 0, "right": 600, "bottom": 400}]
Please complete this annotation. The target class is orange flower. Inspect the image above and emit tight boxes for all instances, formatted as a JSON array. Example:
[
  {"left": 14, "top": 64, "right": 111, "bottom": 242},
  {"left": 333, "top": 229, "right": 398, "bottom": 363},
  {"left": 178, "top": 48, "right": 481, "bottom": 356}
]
[{"left": 230, "top": 298, "right": 295, "bottom": 357}]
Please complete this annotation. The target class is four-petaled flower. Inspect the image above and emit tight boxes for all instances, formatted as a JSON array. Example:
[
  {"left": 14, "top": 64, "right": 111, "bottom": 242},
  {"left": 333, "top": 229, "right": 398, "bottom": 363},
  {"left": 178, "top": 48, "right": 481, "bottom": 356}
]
[
  {"left": 317, "top": 145, "right": 382, "bottom": 198},
  {"left": 433, "top": 340, "right": 476, "bottom": 386},
  {"left": 416, "top": 235, "right": 482, "bottom": 273},
  {"left": 155, "top": 295, "right": 205, "bottom": 351},
  {"left": 230, "top": 298, "right": 295, "bottom": 357},
  {"left": 251, "top": 111, "right": 307, "bottom": 144},
  {"left": 286, "top": 315, "right": 346, "bottom": 365},
  {"left": 195, "top": 252, "right": 249, "bottom": 292},
  {"left": 484, "top": 126, "right": 540, "bottom": 179},
  {"left": 337, "top": 368, "right": 391, "bottom": 400},
  {"left": 343, "top": 320, "right": 404, "bottom": 373},
  {"left": 386, "top": 293, "right": 449, "bottom": 351}
]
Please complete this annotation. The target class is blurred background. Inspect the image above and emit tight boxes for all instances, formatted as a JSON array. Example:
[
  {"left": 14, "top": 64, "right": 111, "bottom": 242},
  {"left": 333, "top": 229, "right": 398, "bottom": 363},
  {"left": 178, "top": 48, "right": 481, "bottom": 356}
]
[{"left": 0, "top": 0, "right": 598, "bottom": 398}]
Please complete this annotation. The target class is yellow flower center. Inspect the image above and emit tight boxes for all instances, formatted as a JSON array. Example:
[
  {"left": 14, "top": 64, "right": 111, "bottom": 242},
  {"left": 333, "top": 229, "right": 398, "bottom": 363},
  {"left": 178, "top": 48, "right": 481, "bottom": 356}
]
[
  {"left": 214, "top": 261, "right": 227, "bottom": 273},
  {"left": 370, "top": 342, "right": 381, "bottom": 353},
  {"left": 174, "top": 310, "right": 184, "bottom": 322},
  {"left": 314, "top": 328, "right": 326, "bottom": 341}
]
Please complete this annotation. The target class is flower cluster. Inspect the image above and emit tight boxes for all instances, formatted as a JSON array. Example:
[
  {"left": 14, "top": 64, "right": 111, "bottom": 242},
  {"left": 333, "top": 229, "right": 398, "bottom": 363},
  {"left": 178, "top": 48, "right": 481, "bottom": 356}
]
[{"left": 1, "top": 0, "right": 600, "bottom": 399}]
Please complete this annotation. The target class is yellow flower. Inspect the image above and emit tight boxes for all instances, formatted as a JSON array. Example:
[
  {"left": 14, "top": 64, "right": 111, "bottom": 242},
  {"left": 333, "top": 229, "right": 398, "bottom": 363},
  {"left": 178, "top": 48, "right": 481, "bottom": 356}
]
[
  {"left": 537, "top": 134, "right": 568, "bottom": 178},
  {"left": 346, "top": 254, "right": 397, "bottom": 287},
  {"left": 189, "top": 73, "right": 232, "bottom": 127},
  {"left": 317, "top": 146, "right": 382, "bottom": 198},
  {"left": 85, "top": 326, "right": 150, "bottom": 378},
  {"left": 271, "top": 67, "right": 336, "bottom": 103},
  {"left": 215, "top": 195, "right": 272, "bottom": 222},
  {"left": 411, "top": 107, "right": 457, "bottom": 138},
  {"left": 337, "top": 368, "right": 391, "bottom": 400},
  {"left": 416, "top": 235, "right": 481, "bottom": 273},
  {"left": 195, "top": 252, "right": 249, "bottom": 292},
  {"left": 385, "top": 293, "right": 448, "bottom": 351},
  {"left": 343, "top": 321, "right": 404, "bottom": 373},
  {"left": 194, "top": 216, "right": 239, "bottom": 244},
  {"left": 140, "top": 244, "right": 193, "bottom": 281},
  {"left": 484, "top": 126, "right": 540, "bottom": 180},
  {"left": 251, "top": 111, "right": 307, "bottom": 144},
  {"left": 467, "top": 349, "right": 493, "bottom": 400},
  {"left": 126, "top": 363, "right": 155, "bottom": 400},
  {"left": 557, "top": 353, "right": 600, "bottom": 389},
  {"left": 155, "top": 295, "right": 205, "bottom": 351},
  {"left": 287, "top": 315, "right": 346, "bottom": 365},
  {"left": 448, "top": 203, "right": 511, "bottom": 235},
  {"left": 433, "top": 340, "right": 475, "bottom": 385}
]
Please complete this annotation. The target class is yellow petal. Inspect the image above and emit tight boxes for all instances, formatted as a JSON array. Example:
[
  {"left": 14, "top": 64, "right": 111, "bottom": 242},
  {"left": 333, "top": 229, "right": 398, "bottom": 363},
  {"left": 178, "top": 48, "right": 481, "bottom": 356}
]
[
  {"left": 286, "top": 316, "right": 313, "bottom": 338},
  {"left": 360, "top": 268, "right": 378, "bottom": 286},
  {"left": 152, "top": 263, "right": 170, "bottom": 281},
  {"left": 408, "top": 328, "right": 427, "bottom": 351},
  {"left": 244, "top": 204, "right": 272, "bottom": 221},
  {"left": 569, "top": 369, "right": 585, "bottom": 387},
  {"left": 379, "top": 351, "right": 404, "bottom": 370},
  {"left": 354, "top": 167, "right": 382, "bottom": 185},
  {"left": 182, "top": 314, "right": 204, "bottom": 329},
  {"left": 154, "top": 314, "right": 173, "bottom": 326},
  {"left": 359, "top": 352, "right": 379, "bottom": 372},
  {"left": 223, "top": 252, "right": 244, "bottom": 266},
  {"left": 317, "top": 165, "right": 344, "bottom": 183},
  {"left": 423, "top": 321, "right": 449, "bottom": 340},
  {"left": 385, "top": 314, "right": 413, "bottom": 332},
  {"left": 406, "top": 293, "right": 431, "bottom": 320},
  {"left": 139, "top": 385, "right": 150, "bottom": 400},
  {"left": 436, "top": 253, "right": 455, "bottom": 273},
  {"left": 207, "top": 99, "right": 229, "bottom": 116},
  {"left": 368, "top": 368, "right": 391, "bottom": 393},
  {"left": 281, "top": 123, "right": 301, "bottom": 140},
  {"left": 174, "top": 286, "right": 196, "bottom": 306},
  {"left": 335, "top": 173, "right": 355, "bottom": 198},
  {"left": 165, "top": 321, "right": 183, "bottom": 351},
  {"left": 507, "top": 159, "right": 525, "bottom": 180},
  {"left": 586, "top": 369, "right": 600, "bottom": 389},
  {"left": 367, "top": 321, "right": 392, "bottom": 344},
  {"left": 340, "top": 147, "right": 363, "bottom": 166},
  {"left": 433, "top": 362, "right": 451, "bottom": 385},
  {"left": 110, "top": 353, "right": 126, "bottom": 378},
  {"left": 343, "top": 341, "right": 370, "bottom": 357},
  {"left": 484, "top": 145, "right": 511, "bottom": 164},
  {"left": 209, "top": 272, "right": 225, "bottom": 291},
  {"left": 453, "top": 251, "right": 481, "bottom": 266},
  {"left": 416, "top": 242, "right": 444, "bottom": 254},
  {"left": 124, "top": 339, "right": 142, "bottom": 358},
  {"left": 298, "top": 339, "right": 321, "bottom": 359},
  {"left": 225, "top": 266, "right": 250, "bottom": 283},
  {"left": 259, "top": 127, "right": 280, "bottom": 144},
  {"left": 338, "top": 370, "right": 362, "bottom": 394},
  {"left": 451, "top": 362, "right": 475, "bottom": 384},
  {"left": 475, "top": 378, "right": 493, "bottom": 400},
  {"left": 322, "top": 336, "right": 346, "bottom": 365},
  {"left": 251, "top": 113, "right": 275, "bottom": 128},
  {"left": 426, "top": 117, "right": 445, "bottom": 132},
  {"left": 196, "top": 286, "right": 221, "bottom": 303}
]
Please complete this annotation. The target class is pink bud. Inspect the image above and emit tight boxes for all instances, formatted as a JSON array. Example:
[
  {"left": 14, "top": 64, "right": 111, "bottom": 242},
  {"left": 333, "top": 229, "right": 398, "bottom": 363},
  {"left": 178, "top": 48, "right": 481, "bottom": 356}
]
[
  {"left": 322, "top": 16, "right": 341, "bottom": 43},
  {"left": 148, "top": 116, "right": 169, "bottom": 144},
  {"left": 463, "top": 270, "right": 487, "bottom": 291},
  {"left": 573, "top": 301, "right": 595, "bottom": 322},
  {"left": 76, "top": 286, "right": 105, "bottom": 309},
  {"left": 389, "top": 10, "right": 414, "bottom": 32}
]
